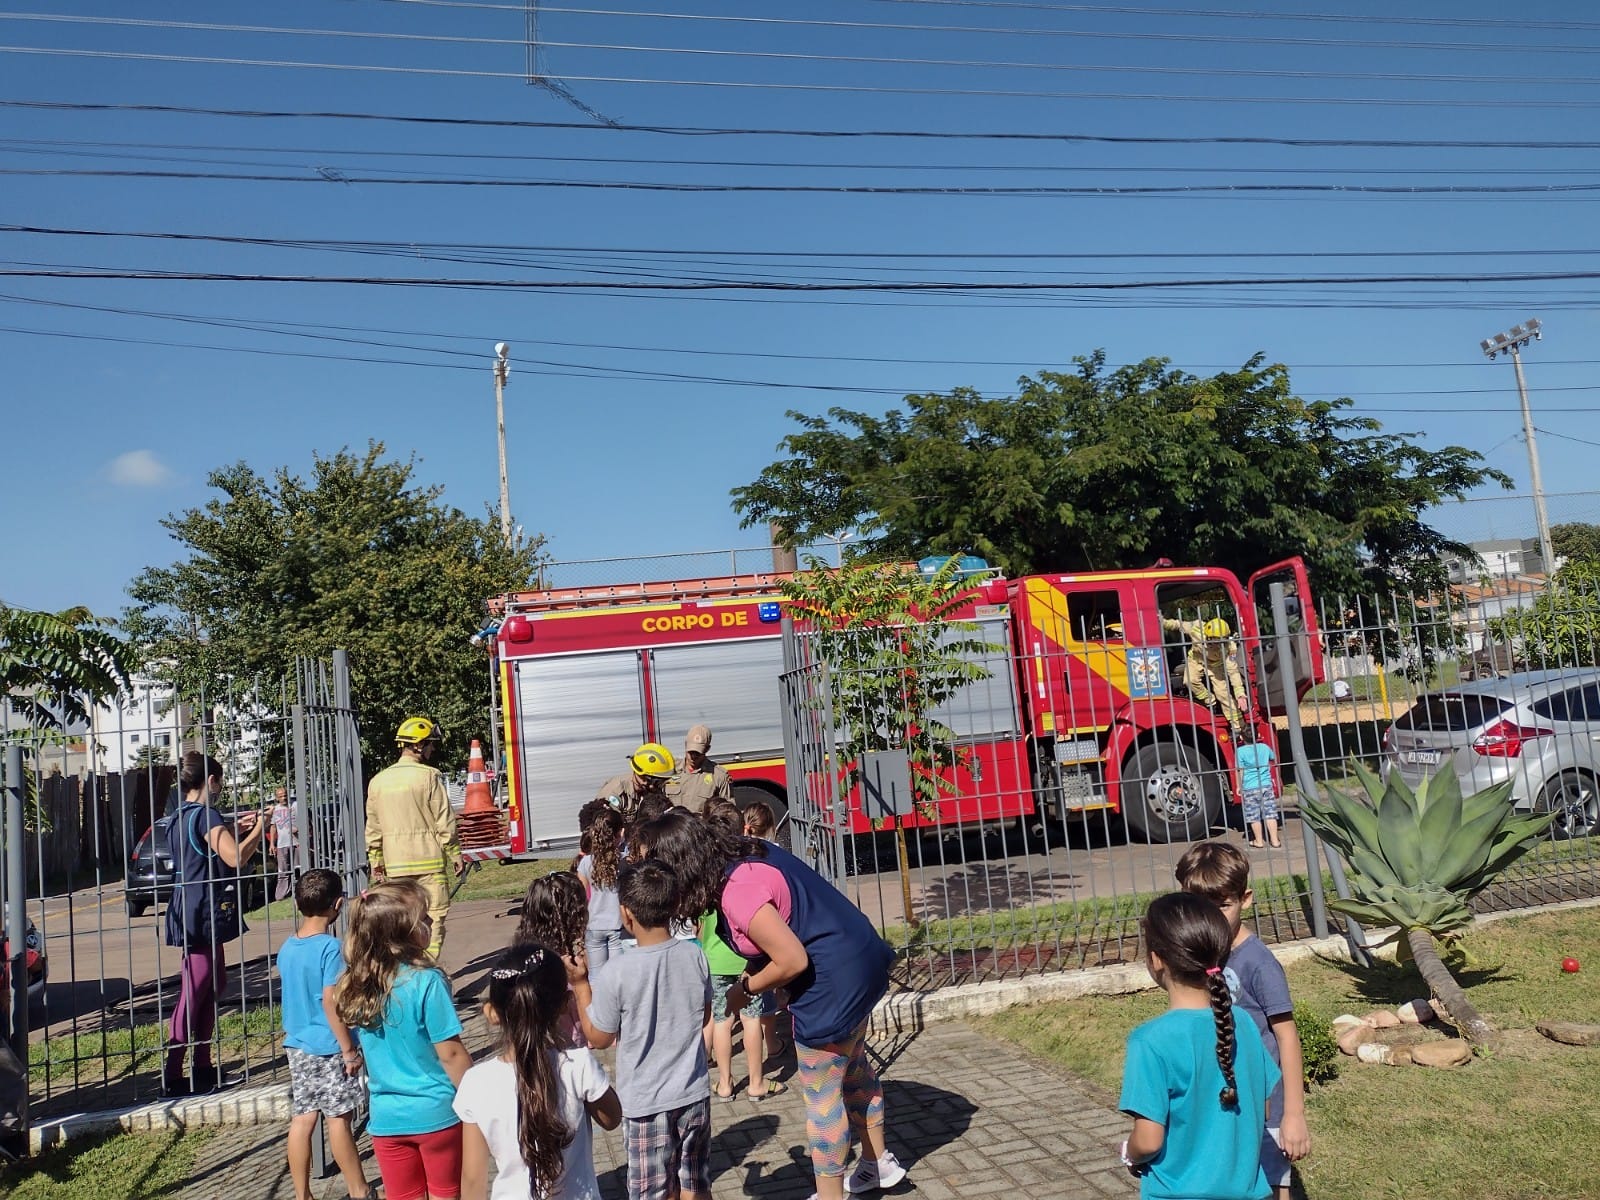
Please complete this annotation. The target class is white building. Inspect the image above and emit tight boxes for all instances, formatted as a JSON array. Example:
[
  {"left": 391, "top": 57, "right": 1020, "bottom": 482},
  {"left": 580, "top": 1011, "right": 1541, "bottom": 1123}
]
[
  {"left": 1443, "top": 537, "right": 1553, "bottom": 585},
  {"left": 86, "top": 673, "right": 193, "bottom": 775}
]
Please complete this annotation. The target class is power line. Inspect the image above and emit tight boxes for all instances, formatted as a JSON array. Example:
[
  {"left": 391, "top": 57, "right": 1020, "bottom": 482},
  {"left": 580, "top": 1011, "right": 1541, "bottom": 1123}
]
[
  {"left": 13, "top": 166, "right": 1600, "bottom": 197},
  {"left": 12, "top": 13, "right": 1600, "bottom": 85},
  {"left": 10, "top": 99, "right": 1600, "bottom": 149},
  {"left": 7, "top": 44, "right": 1600, "bottom": 107}
]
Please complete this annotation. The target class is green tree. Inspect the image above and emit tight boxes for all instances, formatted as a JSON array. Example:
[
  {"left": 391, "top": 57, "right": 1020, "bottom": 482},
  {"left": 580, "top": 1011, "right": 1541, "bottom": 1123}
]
[
  {"left": 122, "top": 444, "right": 545, "bottom": 773},
  {"left": 0, "top": 603, "right": 134, "bottom": 729},
  {"left": 1487, "top": 558, "right": 1600, "bottom": 673},
  {"left": 1550, "top": 522, "right": 1600, "bottom": 566},
  {"left": 1299, "top": 764, "right": 1555, "bottom": 1047},
  {"left": 781, "top": 557, "right": 997, "bottom": 927},
  {"left": 734, "top": 353, "right": 1507, "bottom": 597},
  {"left": 131, "top": 743, "right": 172, "bottom": 769}
]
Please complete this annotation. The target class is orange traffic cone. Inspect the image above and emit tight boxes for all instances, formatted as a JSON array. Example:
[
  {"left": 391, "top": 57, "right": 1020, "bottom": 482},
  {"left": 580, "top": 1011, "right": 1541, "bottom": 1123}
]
[{"left": 463, "top": 739, "right": 495, "bottom": 814}]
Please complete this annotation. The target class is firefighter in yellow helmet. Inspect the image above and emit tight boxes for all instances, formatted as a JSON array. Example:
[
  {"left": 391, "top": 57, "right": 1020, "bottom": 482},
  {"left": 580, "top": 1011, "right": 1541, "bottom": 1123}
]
[
  {"left": 594, "top": 742, "right": 677, "bottom": 824},
  {"left": 365, "top": 717, "right": 462, "bottom": 957},
  {"left": 1162, "top": 615, "right": 1251, "bottom": 731}
]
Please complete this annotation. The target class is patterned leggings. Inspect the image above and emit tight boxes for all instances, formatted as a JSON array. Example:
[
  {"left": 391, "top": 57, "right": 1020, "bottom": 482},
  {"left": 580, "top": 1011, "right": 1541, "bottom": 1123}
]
[{"left": 795, "top": 1021, "right": 885, "bottom": 1178}]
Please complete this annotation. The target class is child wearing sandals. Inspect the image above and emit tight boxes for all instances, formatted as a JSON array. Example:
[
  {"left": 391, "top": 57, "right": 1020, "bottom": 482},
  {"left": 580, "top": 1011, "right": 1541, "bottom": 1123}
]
[
  {"left": 454, "top": 943, "right": 621, "bottom": 1200},
  {"left": 700, "top": 800, "right": 785, "bottom": 1103},
  {"left": 278, "top": 869, "right": 376, "bottom": 1200}
]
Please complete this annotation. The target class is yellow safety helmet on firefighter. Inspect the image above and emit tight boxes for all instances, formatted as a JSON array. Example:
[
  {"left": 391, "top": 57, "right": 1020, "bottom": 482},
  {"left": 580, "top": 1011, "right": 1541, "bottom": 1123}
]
[
  {"left": 1202, "top": 617, "right": 1232, "bottom": 641},
  {"left": 396, "top": 716, "right": 441, "bottom": 746},
  {"left": 629, "top": 743, "right": 677, "bottom": 779}
]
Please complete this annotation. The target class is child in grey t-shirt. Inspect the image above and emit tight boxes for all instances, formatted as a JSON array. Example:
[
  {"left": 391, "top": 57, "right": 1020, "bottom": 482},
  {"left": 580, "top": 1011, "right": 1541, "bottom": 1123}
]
[{"left": 573, "top": 860, "right": 712, "bottom": 1200}]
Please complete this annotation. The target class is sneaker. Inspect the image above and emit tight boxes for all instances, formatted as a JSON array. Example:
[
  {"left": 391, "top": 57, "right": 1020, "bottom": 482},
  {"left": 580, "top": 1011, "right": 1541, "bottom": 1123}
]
[{"left": 844, "top": 1152, "right": 907, "bottom": 1194}]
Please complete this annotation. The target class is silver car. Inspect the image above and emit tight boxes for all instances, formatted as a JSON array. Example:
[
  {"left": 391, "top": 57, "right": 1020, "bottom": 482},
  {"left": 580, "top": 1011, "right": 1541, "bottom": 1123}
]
[{"left": 1383, "top": 668, "right": 1600, "bottom": 839}]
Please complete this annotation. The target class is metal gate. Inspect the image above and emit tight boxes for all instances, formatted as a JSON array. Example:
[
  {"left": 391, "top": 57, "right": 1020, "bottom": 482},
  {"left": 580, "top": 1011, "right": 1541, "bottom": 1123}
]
[
  {"left": 779, "top": 617, "right": 851, "bottom": 886},
  {"left": 0, "top": 651, "right": 364, "bottom": 1133}
]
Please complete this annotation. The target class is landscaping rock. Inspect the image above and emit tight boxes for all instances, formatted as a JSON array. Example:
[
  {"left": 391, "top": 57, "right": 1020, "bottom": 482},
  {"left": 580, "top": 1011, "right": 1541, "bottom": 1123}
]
[
  {"left": 1332, "top": 1014, "right": 1371, "bottom": 1034},
  {"left": 1366, "top": 1010, "right": 1402, "bottom": 1029},
  {"left": 1397, "top": 999, "right": 1434, "bottom": 1025},
  {"left": 1338, "top": 1024, "right": 1379, "bottom": 1056},
  {"left": 1535, "top": 1021, "right": 1600, "bottom": 1047},
  {"left": 1409, "top": 1039, "right": 1472, "bottom": 1068},
  {"left": 1356, "top": 1042, "right": 1395, "bottom": 1065}
]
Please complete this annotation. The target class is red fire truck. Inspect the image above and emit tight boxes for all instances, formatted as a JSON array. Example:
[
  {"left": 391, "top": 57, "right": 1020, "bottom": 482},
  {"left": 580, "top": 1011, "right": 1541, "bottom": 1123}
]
[{"left": 488, "top": 557, "right": 1323, "bottom": 853}]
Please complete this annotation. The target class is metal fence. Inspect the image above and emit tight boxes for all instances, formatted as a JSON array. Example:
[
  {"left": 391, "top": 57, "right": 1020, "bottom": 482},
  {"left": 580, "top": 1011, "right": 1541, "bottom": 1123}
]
[
  {"left": 543, "top": 536, "right": 857, "bottom": 589},
  {"left": 779, "top": 572, "right": 1600, "bottom": 991},
  {"left": 0, "top": 653, "right": 363, "bottom": 1127}
]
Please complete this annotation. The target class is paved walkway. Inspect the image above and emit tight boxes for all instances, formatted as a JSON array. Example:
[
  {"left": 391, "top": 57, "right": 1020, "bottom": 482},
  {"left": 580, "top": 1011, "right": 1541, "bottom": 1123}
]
[{"left": 171, "top": 1021, "right": 1135, "bottom": 1200}]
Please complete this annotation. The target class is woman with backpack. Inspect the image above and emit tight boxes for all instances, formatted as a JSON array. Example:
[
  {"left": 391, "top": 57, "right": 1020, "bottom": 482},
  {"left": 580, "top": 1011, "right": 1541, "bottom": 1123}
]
[{"left": 163, "top": 751, "right": 268, "bottom": 1094}]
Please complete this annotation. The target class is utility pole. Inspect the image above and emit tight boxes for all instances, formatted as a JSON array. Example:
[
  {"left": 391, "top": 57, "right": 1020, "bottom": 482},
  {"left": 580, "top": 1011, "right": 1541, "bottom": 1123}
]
[
  {"left": 1480, "top": 319, "right": 1554, "bottom": 577},
  {"left": 494, "top": 342, "right": 513, "bottom": 546}
]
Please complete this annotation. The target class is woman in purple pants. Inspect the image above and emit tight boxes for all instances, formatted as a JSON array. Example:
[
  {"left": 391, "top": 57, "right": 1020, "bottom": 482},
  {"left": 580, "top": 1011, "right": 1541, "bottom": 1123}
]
[{"left": 162, "top": 752, "right": 267, "bottom": 1094}]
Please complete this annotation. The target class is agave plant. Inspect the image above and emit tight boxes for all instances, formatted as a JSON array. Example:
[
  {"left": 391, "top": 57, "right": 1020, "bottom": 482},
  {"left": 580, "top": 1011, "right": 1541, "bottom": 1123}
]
[{"left": 1299, "top": 763, "right": 1558, "bottom": 1046}]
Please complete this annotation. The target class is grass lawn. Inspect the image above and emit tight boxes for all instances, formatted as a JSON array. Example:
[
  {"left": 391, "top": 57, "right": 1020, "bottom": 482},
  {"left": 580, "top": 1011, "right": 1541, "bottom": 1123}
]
[
  {"left": 29, "top": 1004, "right": 282, "bottom": 1086},
  {"left": 0, "top": 1127, "right": 215, "bottom": 1200},
  {"left": 975, "top": 906, "right": 1600, "bottom": 1200},
  {"left": 453, "top": 855, "right": 571, "bottom": 902}
]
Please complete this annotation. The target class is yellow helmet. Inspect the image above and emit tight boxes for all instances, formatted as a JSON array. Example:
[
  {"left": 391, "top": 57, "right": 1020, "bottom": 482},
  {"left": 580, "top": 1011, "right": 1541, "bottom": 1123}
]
[
  {"left": 396, "top": 716, "right": 440, "bottom": 746},
  {"left": 629, "top": 742, "right": 677, "bottom": 779},
  {"left": 1202, "top": 617, "right": 1232, "bottom": 640}
]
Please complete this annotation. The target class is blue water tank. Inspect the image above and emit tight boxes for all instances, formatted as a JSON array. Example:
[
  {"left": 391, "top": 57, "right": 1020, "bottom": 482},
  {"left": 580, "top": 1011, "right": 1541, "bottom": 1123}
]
[{"left": 917, "top": 554, "right": 990, "bottom": 580}]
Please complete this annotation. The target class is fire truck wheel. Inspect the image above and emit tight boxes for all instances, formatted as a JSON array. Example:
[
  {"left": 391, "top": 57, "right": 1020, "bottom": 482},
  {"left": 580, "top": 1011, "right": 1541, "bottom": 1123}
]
[
  {"left": 733, "top": 786, "right": 791, "bottom": 852},
  {"left": 1119, "top": 741, "right": 1224, "bottom": 844}
]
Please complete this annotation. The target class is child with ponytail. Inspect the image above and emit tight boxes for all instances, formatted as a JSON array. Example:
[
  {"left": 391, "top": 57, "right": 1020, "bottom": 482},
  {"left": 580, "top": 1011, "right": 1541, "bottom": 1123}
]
[
  {"left": 336, "top": 881, "right": 473, "bottom": 1200},
  {"left": 454, "top": 943, "right": 621, "bottom": 1200},
  {"left": 576, "top": 810, "right": 625, "bottom": 967},
  {"left": 1119, "top": 892, "right": 1279, "bottom": 1200}
]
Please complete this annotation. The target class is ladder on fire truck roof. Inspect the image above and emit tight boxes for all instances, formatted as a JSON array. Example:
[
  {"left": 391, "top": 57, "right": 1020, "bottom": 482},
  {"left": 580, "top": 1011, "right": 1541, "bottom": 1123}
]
[{"left": 492, "top": 572, "right": 798, "bottom": 614}]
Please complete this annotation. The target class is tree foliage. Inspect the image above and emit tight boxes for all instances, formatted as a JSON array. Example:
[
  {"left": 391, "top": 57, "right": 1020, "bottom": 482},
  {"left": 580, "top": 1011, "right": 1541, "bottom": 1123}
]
[
  {"left": 735, "top": 353, "right": 1508, "bottom": 597},
  {"left": 0, "top": 603, "right": 135, "bottom": 728},
  {"left": 1487, "top": 558, "right": 1600, "bottom": 668},
  {"left": 1551, "top": 522, "right": 1600, "bottom": 566},
  {"left": 122, "top": 444, "right": 545, "bottom": 773}
]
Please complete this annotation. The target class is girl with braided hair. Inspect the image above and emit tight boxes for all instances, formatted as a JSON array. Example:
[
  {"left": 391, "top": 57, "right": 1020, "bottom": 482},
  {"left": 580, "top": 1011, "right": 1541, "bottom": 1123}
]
[
  {"left": 1118, "top": 893, "right": 1280, "bottom": 1200},
  {"left": 454, "top": 943, "right": 620, "bottom": 1200}
]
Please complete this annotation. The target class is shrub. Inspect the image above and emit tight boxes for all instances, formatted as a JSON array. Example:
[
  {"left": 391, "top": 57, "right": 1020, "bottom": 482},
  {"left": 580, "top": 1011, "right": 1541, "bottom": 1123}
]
[{"left": 1295, "top": 1004, "right": 1340, "bottom": 1086}]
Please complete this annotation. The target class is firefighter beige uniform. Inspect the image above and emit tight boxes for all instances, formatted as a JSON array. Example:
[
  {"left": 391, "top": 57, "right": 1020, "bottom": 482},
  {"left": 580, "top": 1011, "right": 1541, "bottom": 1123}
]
[
  {"left": 593, "top": 774, "right": 662, "bottom": 824},
  {"left": 1163, "top": 618, "right": 1250, "bottom": 725},
  {"left": 366, "top": 759, "right": 459, "bottom": 957},
  {"left": 669, "top": 759, "right": 733, "bottom": 814}
]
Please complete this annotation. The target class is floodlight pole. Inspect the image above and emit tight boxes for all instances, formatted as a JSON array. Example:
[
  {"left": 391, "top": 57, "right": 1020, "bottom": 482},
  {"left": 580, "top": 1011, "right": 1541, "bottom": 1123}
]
[
  {"left": 1480, "top": 319, "right": 1554, "bottom": 577},
  {"left": 494, "top": 342, "right": 513, "bottom": 546}
]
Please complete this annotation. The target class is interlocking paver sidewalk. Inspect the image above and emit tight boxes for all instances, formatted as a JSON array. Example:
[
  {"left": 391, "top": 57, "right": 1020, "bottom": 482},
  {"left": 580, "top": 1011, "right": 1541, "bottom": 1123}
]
[{"left": 169, "top": 1020, "right": 1135, "bottom": 1200}]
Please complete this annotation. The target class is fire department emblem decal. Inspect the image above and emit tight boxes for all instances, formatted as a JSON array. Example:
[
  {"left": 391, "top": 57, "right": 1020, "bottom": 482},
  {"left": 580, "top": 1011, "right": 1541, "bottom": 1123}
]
[{"left": 1127, "top": 647, "right": 1167, "bottom": 698}]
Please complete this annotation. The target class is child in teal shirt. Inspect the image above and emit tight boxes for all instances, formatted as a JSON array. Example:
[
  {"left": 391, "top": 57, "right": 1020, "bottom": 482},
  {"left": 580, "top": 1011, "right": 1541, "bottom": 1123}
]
[{"left": 1120, "top": 893, "right": 1279, "bottom": 1200}]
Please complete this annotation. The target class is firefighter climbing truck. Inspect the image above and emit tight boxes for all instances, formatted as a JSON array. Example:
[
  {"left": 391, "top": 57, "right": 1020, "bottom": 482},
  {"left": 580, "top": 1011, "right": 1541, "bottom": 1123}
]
[{"left": 488, "top": 557, "right": 1323, "bottom": 853}]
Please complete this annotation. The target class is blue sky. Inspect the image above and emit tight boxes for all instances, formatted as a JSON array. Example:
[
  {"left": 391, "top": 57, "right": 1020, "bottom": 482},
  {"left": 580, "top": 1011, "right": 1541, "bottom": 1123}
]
[{"left": 5, "top": 0, "right": 1600, "bottom": 615}]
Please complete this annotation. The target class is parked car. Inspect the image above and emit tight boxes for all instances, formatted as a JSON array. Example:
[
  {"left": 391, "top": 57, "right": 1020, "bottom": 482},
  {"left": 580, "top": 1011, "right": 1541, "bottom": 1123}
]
[
  {"left": 0, "top": 916, "right": 47, "bottom": 1004},
  {"left": 125, "top": 810, "right": 266, "bottom": 918},
  {"left": 1383, "top": 668, "right": 1600, "bottom": 839}
]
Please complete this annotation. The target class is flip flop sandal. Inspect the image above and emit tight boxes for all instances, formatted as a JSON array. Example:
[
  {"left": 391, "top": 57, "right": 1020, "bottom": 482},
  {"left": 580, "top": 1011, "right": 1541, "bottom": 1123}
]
[
  {"left": 715, "top": 1087, "right": 737, "bottom": 1103},
  {"left": 747, "top": 1080, "right": 789, "bottom": 1102}
]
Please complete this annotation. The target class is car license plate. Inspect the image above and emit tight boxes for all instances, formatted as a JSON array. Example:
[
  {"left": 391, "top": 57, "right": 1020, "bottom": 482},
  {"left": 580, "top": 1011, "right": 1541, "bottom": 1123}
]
[{"left": 1399, "top": 749, "right": 1443, "bottom": 767}]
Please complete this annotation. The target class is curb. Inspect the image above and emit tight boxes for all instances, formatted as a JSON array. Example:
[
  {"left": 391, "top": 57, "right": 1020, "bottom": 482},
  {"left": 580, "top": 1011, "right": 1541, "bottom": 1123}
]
[{"left": 28, "top": 1081, "right": 292, "bottom": 1153}]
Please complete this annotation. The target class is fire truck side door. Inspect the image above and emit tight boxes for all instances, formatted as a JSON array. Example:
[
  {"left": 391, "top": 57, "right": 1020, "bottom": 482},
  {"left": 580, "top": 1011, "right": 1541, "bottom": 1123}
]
[{"left": 1246, "top": 556, "right": 1326, "bottom": 708}]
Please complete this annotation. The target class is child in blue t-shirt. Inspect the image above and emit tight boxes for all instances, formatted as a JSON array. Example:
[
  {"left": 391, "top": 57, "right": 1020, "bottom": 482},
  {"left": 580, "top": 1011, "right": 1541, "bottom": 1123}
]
[
  {"left": 335, "top": 879, "right": 474, "bottom": 1200},
  {"left": 1233, "top": 729, "right": 1281, "bottom": 849},
  {"left": 277, "top": 869, "right": 374, "bottom": 1200},
  {"left": 1119, "top": 892, "right": 1279, "bottom": 1200}
]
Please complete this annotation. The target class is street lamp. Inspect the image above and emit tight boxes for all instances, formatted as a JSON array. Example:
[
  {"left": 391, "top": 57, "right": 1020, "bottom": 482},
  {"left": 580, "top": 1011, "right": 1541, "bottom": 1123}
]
[
  {"left": 1479, "top": 319, "right": 1554, "bottom": 578},
  {"left": 493, "top": 342, "right": 512, "bottom": 546}
]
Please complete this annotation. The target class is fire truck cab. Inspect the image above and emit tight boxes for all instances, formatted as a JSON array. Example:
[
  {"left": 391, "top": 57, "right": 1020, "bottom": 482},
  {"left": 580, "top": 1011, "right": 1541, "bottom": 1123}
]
[{"left": 489, "top": 556, "right": 1321, "bottom": 852}]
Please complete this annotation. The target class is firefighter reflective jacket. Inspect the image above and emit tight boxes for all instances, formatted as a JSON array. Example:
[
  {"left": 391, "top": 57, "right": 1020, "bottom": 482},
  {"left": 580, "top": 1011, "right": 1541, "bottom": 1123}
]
[{"left": 366, "top": 758, "right": 460, "bottom": 877}]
